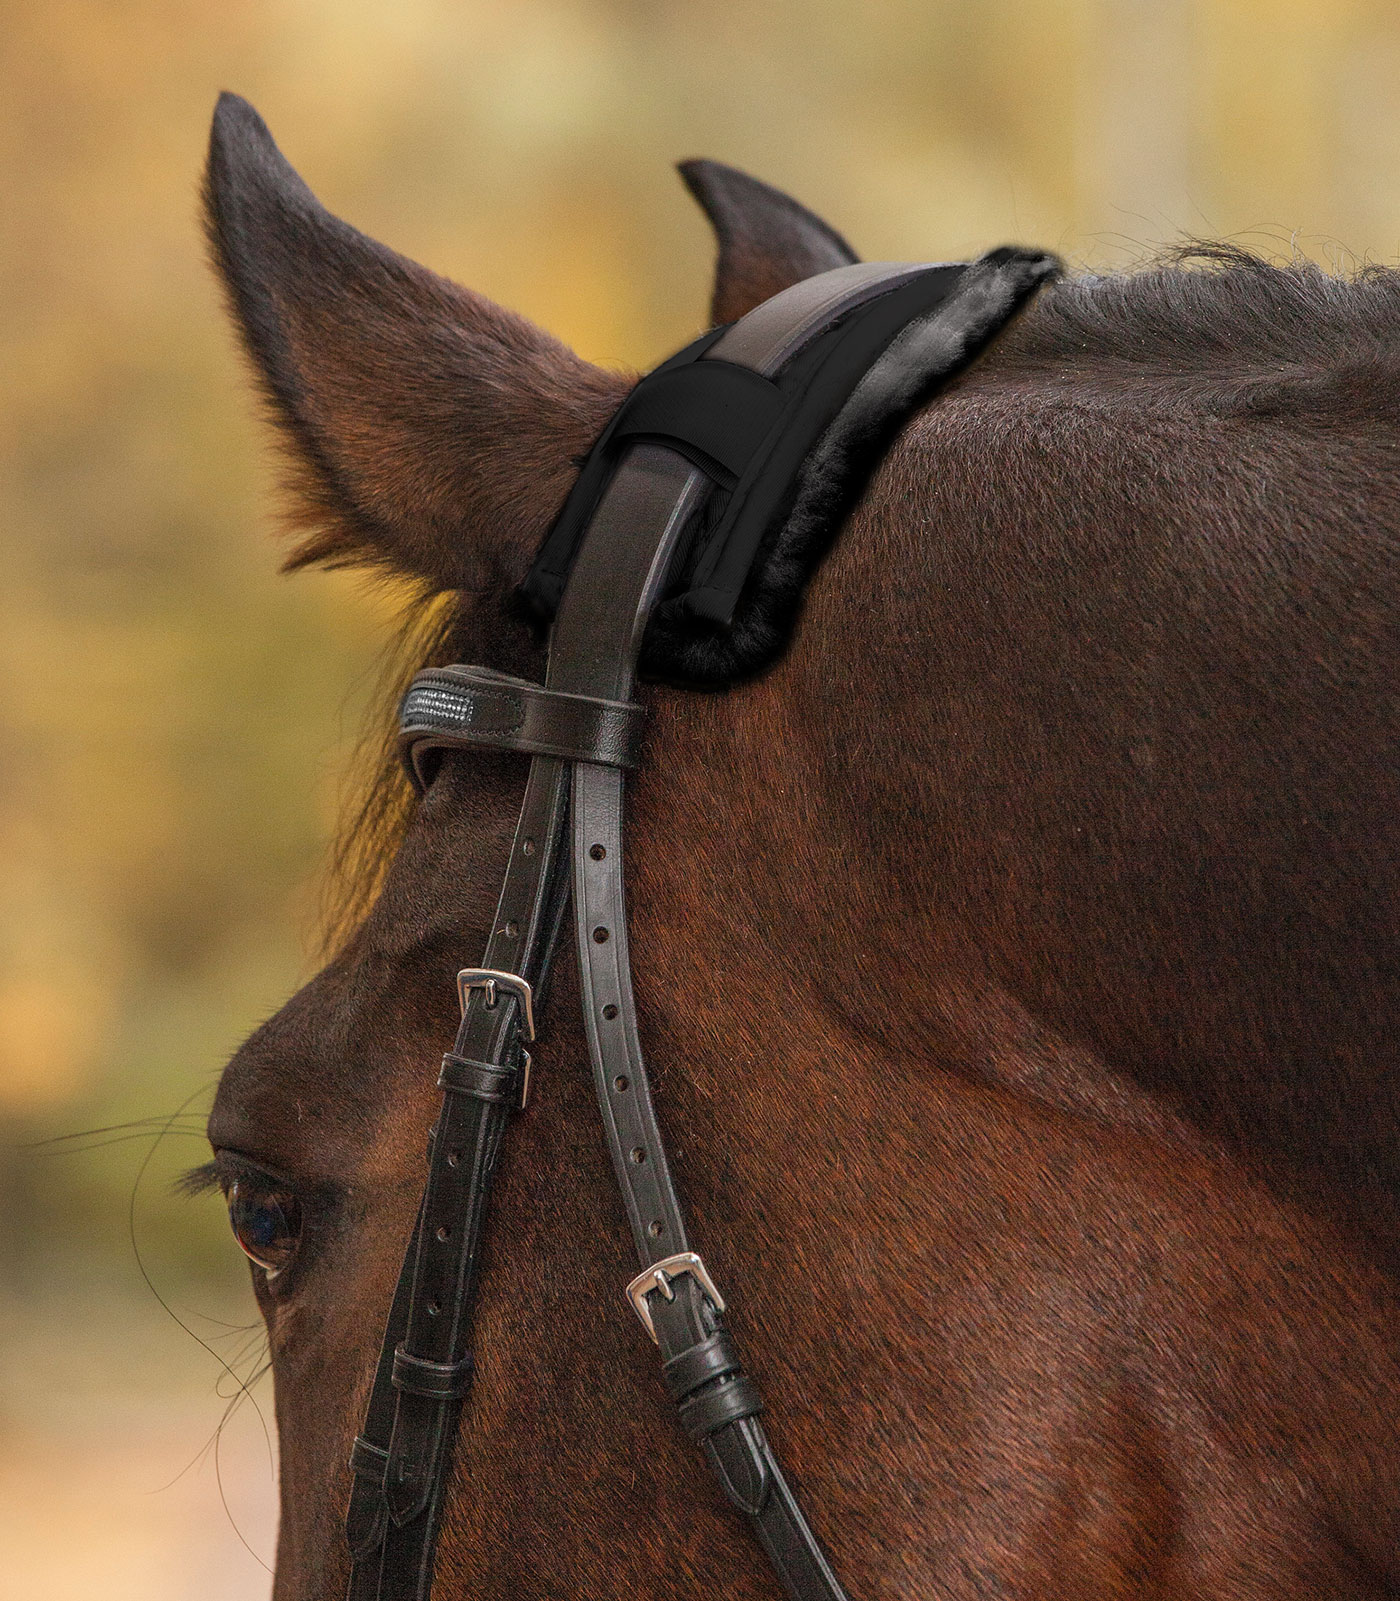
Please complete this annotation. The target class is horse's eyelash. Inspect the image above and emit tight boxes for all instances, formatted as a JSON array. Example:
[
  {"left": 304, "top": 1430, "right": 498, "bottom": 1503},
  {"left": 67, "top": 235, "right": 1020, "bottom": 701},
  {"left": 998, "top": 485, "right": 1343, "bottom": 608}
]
[{"left": 176, "top": 1160, "right": 223, "bottom": 1198}]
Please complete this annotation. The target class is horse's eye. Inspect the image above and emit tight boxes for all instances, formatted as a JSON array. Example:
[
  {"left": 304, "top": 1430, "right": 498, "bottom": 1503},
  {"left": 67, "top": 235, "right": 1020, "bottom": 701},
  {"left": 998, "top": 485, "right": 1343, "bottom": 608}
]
[{"left": 227, "top": 1176, "right": 303, "bottom": 1279}]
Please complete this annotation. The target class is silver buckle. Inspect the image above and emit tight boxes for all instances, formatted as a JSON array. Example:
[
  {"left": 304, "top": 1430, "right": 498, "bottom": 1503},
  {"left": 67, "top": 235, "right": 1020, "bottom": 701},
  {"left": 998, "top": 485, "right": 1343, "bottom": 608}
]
[
  {"left": 456, "top": 968, "right": 535, "bottom": 1041},
  {"left": 625, "top": 1251, "right": 725, "bottom": 1343}
]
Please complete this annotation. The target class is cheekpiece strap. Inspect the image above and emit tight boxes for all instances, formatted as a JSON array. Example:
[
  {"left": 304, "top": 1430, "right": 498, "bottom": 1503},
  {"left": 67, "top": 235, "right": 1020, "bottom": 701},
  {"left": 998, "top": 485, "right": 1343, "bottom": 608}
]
[
  {"left": 349, "top": 251, "right": 1059, "bottom": 1601},
  {"left": 399, "top": 665, "right": 645, "bottom": 788}
]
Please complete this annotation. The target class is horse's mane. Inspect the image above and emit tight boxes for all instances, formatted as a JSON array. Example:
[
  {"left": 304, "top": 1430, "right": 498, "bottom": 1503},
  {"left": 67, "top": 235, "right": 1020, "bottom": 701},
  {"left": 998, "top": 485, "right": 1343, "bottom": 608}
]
[
  {"left": 997, "top": 242, "right": 1400, "bottom": 408},
  {"left": 317, "top": 592, "right": 464, "bottom": 949},
  {"left": 314, "top": 243, "right": 1400, "bottom": 948}
]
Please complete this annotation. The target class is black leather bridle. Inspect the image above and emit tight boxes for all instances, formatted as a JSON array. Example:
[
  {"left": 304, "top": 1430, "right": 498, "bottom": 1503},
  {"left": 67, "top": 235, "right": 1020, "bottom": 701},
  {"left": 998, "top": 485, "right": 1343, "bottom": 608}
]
[{"left": 344, "top": 251, "right": 1057, "bottom": 1601}]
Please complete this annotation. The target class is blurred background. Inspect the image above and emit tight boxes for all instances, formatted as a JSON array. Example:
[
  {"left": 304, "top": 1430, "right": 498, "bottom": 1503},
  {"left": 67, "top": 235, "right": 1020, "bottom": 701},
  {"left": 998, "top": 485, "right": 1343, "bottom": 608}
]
[{"left": 5, "top": 0, "right": 1400, "bottom": 1593}]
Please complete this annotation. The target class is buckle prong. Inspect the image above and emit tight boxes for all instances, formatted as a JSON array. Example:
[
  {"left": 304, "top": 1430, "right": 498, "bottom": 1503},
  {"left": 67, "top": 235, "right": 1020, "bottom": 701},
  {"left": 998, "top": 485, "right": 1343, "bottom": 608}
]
[
  {"left": 626, "top": 1252, "right": 725, "bottom": 1343},
  {"left": 456, "top": 968, "right": 535, "bottom": 1041}
]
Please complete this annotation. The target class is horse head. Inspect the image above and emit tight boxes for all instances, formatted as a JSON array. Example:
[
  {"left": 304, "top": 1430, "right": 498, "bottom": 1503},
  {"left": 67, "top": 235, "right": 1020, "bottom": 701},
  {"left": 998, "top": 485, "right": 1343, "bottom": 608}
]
[{"left": 201, "top": 92, "right": 1400, "bottom": 1600}]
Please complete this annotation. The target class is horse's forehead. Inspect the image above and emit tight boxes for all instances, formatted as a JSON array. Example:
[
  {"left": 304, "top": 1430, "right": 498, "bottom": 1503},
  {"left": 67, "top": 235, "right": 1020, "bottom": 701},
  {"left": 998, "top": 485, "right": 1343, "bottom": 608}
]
[
  {"left": 208, "top": 950, "right": 435, "bottom": 1181},
  {"left": 210, "top": 748, "right": 531, "bottom": 1152}
]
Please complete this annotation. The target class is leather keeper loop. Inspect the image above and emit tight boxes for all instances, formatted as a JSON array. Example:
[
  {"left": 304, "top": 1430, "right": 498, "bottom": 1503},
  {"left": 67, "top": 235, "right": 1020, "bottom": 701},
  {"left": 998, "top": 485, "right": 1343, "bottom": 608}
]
[
  {"left": 663, "top": 1330, "right": 743, "bottom": 1403},
  {"left": 438, "top": 1052, "right": 515, "bottom": 1104},
  {"left": 400, "top": 665, "right": 645, "bottom": 789},
  {"left": 391, "top": 1345, "right": 475, "bottom": 1401},
  {"left": 674, "top": 1374, "right": 764, "bottom": 1442},
  {"left": 349, "top": 1435, "right": 389, "bottom": 1485}
]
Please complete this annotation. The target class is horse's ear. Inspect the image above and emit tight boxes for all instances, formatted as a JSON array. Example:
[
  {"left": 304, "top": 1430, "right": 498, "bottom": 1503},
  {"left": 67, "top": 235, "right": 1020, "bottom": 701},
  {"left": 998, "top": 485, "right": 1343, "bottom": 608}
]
[
  {"left": 204, "top": 93, "right": 628, "bottom": 594},
  {"left": 678, "top": 159, "right": 860, "bottom": 326}
]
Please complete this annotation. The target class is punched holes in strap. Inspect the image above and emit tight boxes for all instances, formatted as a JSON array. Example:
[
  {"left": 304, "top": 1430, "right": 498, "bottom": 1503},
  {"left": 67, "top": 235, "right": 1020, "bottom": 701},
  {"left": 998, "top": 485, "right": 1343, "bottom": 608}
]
[
  {"left": 391, "top": 1345, "right": 475, "bottom": 1401},
  {"left": 399, "top": 665, "right": 645, "bottom": 790}
]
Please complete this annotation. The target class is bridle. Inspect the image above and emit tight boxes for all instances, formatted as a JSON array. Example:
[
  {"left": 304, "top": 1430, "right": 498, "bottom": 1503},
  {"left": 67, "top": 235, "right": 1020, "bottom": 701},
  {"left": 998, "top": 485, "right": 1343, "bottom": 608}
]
[{"left": 344, "top": 250, "right": 1057, "bottom": 1601}]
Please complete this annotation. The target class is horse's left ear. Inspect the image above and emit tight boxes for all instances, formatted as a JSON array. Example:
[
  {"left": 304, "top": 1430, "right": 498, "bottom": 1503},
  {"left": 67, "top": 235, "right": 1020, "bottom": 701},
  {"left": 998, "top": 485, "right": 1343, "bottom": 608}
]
[
  {"left": 204, "top": 93, "right": 629, "bottom": 596},
  {"left": 679, "top": 160, "right": 859, "bottom": 325}
]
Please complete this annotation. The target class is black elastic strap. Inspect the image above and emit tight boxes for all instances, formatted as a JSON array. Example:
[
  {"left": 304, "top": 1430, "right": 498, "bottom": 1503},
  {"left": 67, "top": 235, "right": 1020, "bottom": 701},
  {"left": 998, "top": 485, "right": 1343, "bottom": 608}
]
[
  {"left": 673, "top": 267, "right": 966, "bottom": 626},
  {"left": 609, "top": 359, "right": 784, "bottom": 482},
  {"left": 524, "top": 325, "right": 730, "bottom": 618}
]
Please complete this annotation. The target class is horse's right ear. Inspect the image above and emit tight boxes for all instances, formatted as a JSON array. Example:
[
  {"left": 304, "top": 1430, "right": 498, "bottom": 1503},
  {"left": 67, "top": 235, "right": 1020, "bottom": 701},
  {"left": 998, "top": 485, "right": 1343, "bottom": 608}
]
[
  {"left": 204, "top": 93, "right": 629, "bottom": 595},
  {"left": 679, "top": 160, "right": 860, "bottom": 325}
]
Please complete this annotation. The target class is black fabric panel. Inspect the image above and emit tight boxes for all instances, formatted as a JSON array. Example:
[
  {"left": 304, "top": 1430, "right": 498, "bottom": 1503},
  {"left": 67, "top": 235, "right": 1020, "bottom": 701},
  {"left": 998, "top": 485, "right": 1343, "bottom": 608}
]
[
  {"left": 520, "top": 249, "right": 1060, "bottom": 689},
  {"left": 663, "top": 266, "right": 966, "bottom": 628},
  {"left": 610, "top": 360, "right": 783, "bottom": 482},
  {"left": 642, "top": 247, "right": 1061, "bottom": 686},
  {"left": 523, "top": 327, "right": 727, "bottom": 617}
]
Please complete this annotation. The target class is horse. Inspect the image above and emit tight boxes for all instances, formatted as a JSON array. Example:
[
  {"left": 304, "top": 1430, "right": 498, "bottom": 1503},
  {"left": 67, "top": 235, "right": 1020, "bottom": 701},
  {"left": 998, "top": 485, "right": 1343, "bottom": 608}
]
[{"left": 196, "top": 92, "right": 1400, "bottom": 1599}]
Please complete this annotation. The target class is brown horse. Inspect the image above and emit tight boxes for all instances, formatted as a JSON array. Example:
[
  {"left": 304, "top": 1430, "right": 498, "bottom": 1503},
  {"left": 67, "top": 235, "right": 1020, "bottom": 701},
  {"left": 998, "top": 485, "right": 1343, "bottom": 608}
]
[{"left": 197, "top": 92, "right": 1400, "bottom": 1598}]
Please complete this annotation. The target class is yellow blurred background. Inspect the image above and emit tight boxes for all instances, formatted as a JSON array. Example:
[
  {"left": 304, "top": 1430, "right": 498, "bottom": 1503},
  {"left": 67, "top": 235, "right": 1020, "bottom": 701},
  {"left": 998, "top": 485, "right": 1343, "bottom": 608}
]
[{"left": 6, "top": 1, "right": 1400, "bottom": 1594}]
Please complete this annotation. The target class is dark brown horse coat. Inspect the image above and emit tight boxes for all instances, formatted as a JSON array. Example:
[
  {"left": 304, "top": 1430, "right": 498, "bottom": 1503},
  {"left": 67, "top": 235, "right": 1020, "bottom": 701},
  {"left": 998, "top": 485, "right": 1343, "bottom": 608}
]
[{"left": 202, "top": 93, "right": 1400, "bottom": 1599}]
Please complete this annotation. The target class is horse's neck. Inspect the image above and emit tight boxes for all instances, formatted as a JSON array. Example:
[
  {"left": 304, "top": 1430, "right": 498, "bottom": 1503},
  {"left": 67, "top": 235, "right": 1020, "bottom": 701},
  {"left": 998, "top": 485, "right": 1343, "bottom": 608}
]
[
  {"left": 629, "top": 673, "right": 1201, "bottom": 1163},
  {"left": 629, "top": 550, "right": 1400, "bottom": 1280}
]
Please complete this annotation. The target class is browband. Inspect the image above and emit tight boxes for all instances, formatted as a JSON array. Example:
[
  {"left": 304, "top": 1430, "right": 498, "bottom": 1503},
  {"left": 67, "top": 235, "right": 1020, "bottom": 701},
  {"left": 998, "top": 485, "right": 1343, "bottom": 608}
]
[
  {"left": 347, "top": 248, "right": 1057, "bottom": 1601},
  {"left": 400, "top": 666, "right": 646, "bottom": 785}
]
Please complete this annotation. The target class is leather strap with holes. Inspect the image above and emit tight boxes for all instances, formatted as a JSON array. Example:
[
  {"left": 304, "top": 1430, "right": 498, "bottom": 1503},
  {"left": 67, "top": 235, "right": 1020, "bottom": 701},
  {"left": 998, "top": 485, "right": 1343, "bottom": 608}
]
[{"left": 345, "top": 259, "right": 990, "bottom": 1601}]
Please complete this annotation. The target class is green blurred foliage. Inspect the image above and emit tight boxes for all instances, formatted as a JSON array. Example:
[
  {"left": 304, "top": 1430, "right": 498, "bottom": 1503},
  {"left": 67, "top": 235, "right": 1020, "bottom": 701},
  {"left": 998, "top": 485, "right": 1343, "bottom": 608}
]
[{"left": 6, "top": 0, "right": 1400, "bottom": 1302}]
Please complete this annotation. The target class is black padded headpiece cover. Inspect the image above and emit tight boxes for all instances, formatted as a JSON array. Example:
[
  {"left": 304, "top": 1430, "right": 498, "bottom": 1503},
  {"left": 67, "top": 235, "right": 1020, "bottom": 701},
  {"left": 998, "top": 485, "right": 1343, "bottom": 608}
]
[{"left": 521, "top": 247, "right": 1059, "bottom": 687}]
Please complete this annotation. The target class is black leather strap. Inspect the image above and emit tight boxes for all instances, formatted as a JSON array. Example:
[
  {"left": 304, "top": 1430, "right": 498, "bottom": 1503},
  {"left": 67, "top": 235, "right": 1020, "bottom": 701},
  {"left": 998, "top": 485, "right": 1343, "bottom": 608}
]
[
  {"left": 555, "top": 443, "right": 851, "bottom": 1600},
  {"left": 347, "top": 255, "right": 1045, "bottom": 1601},
  {"left": 346, "top": 754, "right": 571, "bottom": 1601},
  {"left": 350, "top": 1435, "right": 390, "bottom": 1489},
  {"left": 401, "top": 665, "right": 644, "bottom": 787},
  {"left": 663, "top": 1329, "right": 742, "bottom": 1401},
  {"left": 437, "top": 1053, "right": 524, "bottom": 1107},
  {"left": 392, "top": 1346, "right": 476, "bottom": 1401}
]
